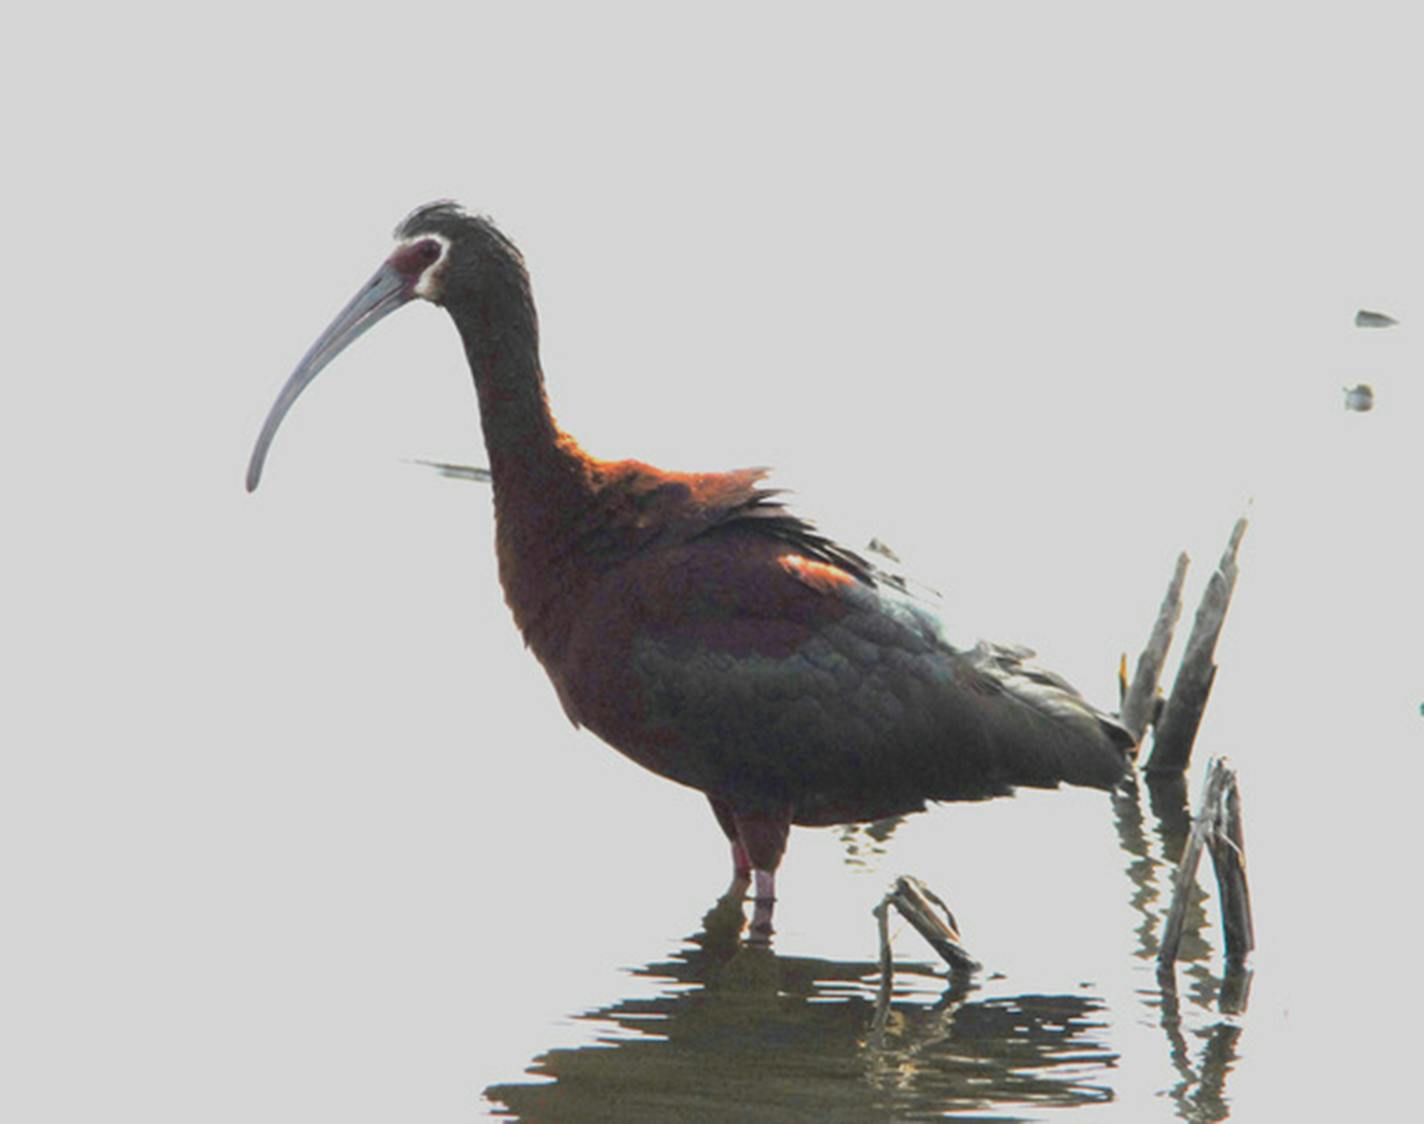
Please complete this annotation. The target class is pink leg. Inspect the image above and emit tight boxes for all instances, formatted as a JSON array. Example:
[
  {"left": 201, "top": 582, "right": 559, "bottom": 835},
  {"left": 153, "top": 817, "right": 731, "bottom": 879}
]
[
  {"left": 749, "top": 869, "right": 778, "bottom": 941},
  {"left": 731, "top": 808, "right": 791, "bottom": 941},
  {"left": 706, "top": 797, "right": 793, "bottom": 940},
  {"left": 753, "top": 869, "right": 777, "bottom": 904},
  {"left": 706, "top": 796, "right": 753, "bottom": 889}
]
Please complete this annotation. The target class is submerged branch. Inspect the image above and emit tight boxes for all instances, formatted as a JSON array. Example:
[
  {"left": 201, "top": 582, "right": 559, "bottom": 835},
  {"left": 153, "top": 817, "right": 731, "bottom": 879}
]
[
  {"left": 874, "top": 875, "right": 979, "bottom": 979},
  {"left": 1157, "top": 758, "right": 1255, "bottom": 977}
]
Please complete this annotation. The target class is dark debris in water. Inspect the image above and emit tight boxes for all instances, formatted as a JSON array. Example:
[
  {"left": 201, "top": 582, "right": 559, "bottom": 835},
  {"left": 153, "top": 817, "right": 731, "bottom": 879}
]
[
  {"left": 1343, "top": 384, "right": 1375, "bottom": 412},
  {"left": 1355, "top": 308, "right": 1398, "bottom": 328}
]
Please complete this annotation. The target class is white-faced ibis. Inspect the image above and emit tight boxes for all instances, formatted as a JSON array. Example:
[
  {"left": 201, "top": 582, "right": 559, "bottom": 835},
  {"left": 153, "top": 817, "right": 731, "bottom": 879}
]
[{"left": 248, "top": 203, "right": 1133, "bottom": 935}]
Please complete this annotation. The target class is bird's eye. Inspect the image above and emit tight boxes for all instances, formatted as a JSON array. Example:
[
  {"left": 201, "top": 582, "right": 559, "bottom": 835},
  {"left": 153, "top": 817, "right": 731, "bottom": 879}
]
[{"left": 414, "top": 239, "right": 441, "bottom": 265}]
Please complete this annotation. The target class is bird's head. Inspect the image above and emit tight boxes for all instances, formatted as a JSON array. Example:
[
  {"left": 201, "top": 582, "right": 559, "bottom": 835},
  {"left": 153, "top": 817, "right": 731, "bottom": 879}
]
[{"left": 246, "top": 202, "right": 526, "bottom": 492}]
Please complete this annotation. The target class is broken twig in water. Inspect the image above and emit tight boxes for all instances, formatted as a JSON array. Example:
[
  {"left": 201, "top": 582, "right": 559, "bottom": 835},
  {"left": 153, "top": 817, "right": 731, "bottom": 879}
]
[
  {"left": 1158, "top": 758, "right": 1255, "bottom": 974},
  {"left": 1122, "top": 552, "right": 1190, "bottom": 744},
  {"left": 874, "top": 875, "right": 979, "bottom": 980},
  {"left": 1146, "top": 517, "right": 1248, "bottom": 777}
]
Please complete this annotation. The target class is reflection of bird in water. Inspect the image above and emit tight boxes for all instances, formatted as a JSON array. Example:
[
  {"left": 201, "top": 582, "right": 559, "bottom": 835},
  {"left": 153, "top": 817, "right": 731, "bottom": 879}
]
[
  {"left": 838, "top": 815, "right": 908, "bottom": 868},
  {"left": 248, "top": 203, "right": 1132, "bottom": 936},
  {"left": 485, "top": 892, "right": 1117, "bottom": 1119}
]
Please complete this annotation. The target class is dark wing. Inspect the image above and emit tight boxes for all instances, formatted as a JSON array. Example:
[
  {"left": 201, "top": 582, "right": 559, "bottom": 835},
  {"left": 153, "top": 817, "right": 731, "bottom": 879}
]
[
  {"left": 588, "top": 462, "right": 883, "bottom": 582},
  {"left": 692, "top": 476, "right": 944, "bottom": 599},
  {"left": 625, "top": 513, "right": 1131, "bottom": 826},
  {"left": 710, "top": 486, "right": 882, "bottom": 587}
]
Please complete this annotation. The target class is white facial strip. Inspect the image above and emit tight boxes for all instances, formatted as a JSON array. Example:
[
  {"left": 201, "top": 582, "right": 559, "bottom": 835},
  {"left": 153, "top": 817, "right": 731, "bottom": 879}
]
[{"left": 397, "top": 232, "right": 452, "bottom": 301}]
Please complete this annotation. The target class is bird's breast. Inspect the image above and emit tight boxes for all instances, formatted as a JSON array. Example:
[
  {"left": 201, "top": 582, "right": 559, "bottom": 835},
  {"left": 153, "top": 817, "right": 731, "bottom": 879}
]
[{"left": 535, "top": 531, "right": 901, "bottom": 799}]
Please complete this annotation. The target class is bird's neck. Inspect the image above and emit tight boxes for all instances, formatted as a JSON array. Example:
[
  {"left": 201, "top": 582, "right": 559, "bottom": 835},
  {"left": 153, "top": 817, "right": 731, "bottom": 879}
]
[
  {"left": 445, "top": 282, "right": 554, "bottom": 461},
  {"left": 448, "top": 297, "right": 605, "bottom": 659}
]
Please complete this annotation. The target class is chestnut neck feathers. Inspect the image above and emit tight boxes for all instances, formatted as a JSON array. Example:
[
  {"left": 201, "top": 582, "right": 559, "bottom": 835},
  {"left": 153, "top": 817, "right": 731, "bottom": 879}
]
[
  {"left": 422, "top": 217, "right": 597, "bottom": 653},
  {"left": 414, "top": 209, "right": 854, "bottom": 667}
]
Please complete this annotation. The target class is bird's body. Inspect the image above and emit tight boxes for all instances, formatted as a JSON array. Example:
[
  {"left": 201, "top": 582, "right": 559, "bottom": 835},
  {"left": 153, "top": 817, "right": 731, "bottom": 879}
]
[
  {"left": 494, "top": 451, "right": 1124, "bottom": 822},
  {"left": 248, "top": 203, "right": 1132, "bottom": 933}
]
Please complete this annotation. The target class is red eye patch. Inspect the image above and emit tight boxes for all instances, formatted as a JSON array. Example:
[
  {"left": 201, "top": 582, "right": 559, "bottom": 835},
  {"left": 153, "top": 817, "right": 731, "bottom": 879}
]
[{"left": 390, "top": 238, "right": 442, "bottom": 279}]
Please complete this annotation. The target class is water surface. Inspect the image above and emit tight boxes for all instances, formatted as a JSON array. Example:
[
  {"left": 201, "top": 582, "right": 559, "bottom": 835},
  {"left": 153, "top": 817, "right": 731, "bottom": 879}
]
[{"left": 485, "top": 776, "right": 1252, "bottom": 1121}]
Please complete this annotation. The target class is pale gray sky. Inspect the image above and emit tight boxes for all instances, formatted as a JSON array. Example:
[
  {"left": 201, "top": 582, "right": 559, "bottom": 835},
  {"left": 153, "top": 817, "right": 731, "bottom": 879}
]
[{"left": 5, "top": 4, "right": 1421, "bottom": 1120}]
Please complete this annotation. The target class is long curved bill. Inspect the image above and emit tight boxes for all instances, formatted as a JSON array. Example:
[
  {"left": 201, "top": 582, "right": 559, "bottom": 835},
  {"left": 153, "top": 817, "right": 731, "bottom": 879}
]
[{"left": 246, "top": 261, "right": 413, "bottom": 492}]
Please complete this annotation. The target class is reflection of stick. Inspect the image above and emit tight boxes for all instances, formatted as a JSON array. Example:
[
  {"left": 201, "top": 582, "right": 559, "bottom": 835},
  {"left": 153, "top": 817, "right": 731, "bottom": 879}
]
[
  {"left": 872, "top": 900, "right": 894, "bottom": 1042},
  {"left": 874, "top": 875, "right": 979, "bottom": 979},
  {"left": 1147, "top": 518, "right": 1248, "bottom": 777},
  {"left": 1158, "top": 759, "right": 1255, "bottom": 972},
  {"left": 1207, "top": 768, "right": 1255, "bottom": 966},
  {"left": 1122, "top": 552, "right": 1190, "bottom": 743}
]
